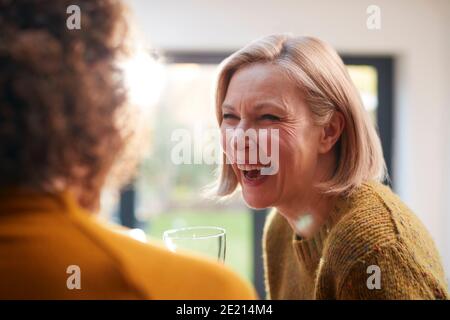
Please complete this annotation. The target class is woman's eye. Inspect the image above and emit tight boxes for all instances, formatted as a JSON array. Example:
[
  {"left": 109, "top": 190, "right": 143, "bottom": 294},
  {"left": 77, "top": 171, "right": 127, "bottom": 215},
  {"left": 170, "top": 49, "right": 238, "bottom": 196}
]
[
  {"left": 223, "top": 113, "right": 239, "bottom": 120},
  {"left": 260, "top": 114, "right": 280, "bottom": 121}
]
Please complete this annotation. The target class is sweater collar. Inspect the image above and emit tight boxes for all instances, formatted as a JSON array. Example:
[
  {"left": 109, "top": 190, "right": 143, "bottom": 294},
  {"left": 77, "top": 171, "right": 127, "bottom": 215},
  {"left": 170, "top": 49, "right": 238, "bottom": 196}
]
[
  {"left": 0, "top": 187, "right": 83, "bottom": 217},
  {"left": 290, "top": 190, "right": 355, "bottom": 273},
  {"left": 291, "top": 206, "right": 341, "bottom": 274},
  {"left": 290, "top": 182, "right": 376, "bottom": 273}
]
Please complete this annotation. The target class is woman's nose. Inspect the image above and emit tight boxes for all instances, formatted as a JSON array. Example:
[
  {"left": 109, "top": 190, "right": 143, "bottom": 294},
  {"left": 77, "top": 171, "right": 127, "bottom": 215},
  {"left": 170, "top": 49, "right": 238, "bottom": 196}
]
[
  {"left": 229, "top": 126, "right": 261, "bottom": 166},
  {"left": 230, "top": 120, "right": 257, "bottom": 150},
  {"left": 232, "top": 128, "right": 250, "bottom": 151}
]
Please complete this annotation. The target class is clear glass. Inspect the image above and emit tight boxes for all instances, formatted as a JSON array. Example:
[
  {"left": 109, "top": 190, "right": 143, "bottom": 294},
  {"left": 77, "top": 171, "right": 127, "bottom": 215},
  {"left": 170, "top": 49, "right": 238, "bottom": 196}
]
[{"left": 163, "top": 226, "right": 226, "bottom": 262}]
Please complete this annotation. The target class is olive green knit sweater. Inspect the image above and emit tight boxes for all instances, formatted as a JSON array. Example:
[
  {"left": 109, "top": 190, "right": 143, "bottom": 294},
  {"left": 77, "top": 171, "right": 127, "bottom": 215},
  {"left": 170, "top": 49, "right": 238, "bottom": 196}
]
[{"left": 263, "top": 181, "right": 449, "bottom": 299}]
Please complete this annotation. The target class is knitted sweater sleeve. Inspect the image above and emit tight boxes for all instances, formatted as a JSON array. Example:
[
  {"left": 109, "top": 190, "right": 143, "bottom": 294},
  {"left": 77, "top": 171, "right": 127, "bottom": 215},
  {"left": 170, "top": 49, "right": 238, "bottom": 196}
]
[{"left": 335, "top": 241, "right": 448, "bottom": 300}]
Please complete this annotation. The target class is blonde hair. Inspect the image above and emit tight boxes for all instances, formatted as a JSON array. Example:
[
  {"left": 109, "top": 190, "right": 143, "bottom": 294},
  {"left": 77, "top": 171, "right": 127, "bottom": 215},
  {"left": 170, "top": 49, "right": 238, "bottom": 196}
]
[{"left": 214, "top": 34, "right": 386, "bottom": 197}]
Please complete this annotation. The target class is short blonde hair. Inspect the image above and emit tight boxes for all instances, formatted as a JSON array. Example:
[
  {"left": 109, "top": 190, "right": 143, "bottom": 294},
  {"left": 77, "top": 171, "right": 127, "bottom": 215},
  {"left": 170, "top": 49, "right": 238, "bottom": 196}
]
[{"left": 214, "top": 34, "right": 386, "bottom": 197}]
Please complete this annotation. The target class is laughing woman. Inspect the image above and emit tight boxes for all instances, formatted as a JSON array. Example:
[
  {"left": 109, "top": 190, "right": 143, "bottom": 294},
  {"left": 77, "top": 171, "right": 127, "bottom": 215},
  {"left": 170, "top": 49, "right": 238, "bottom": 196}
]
[{"left": 214, "top": 34, "right": 448, "bottom": 299}]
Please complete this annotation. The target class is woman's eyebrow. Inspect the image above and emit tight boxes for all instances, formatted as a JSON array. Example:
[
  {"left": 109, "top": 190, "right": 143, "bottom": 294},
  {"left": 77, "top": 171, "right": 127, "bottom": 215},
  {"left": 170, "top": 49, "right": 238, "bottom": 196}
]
[
  {"left": 253, "top": 102, "right": 287, "bottom": 113},
  {"left": 221, "top": 103, "right": 235, "bottom": 111}
]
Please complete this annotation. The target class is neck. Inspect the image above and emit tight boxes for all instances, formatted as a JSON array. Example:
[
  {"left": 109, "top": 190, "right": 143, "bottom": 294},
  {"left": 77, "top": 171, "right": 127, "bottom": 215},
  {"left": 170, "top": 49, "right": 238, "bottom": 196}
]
[
  {"left": 276, "top": 152, "right": 338, "bottom": 239},
  {"left": 277, "top": 188, "right": 336, "bottom": 239}
]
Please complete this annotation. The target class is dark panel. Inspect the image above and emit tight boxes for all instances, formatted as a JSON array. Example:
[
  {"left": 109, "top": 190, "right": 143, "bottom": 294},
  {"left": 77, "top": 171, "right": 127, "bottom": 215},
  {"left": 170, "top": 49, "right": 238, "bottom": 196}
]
[
  {"left": 252, "top": 208, "right": 269, "bottom": 299},
  {"left": 119, "top": 184, "right": 137, "bottom": 228},
  {"left": 342, "top": 56, "right": 395, "bottom": 187}
]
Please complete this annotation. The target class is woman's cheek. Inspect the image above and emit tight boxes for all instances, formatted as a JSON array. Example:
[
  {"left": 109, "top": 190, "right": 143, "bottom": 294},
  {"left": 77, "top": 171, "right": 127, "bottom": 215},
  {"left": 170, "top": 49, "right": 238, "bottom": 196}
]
[
  {"left": 220, "top": 125, "right": 236, "bottom": 164},
  {"left": 277, "top": 125, "right": 304, "bottom": 169},
  {"left": 278, "top": 125, "right": 300, "bottom": 153}
]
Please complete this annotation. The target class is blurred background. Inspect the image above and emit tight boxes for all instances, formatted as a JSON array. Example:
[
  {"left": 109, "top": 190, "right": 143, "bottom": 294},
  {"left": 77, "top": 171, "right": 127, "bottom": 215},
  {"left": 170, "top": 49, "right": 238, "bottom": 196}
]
[{"left": 100, "top": 0, "right": 450, "bottom": 298}]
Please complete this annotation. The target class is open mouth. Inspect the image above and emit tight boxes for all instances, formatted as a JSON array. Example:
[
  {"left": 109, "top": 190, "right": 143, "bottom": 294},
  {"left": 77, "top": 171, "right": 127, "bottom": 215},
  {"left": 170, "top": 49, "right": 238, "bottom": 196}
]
[
  {"left": 243, "top": 169, "right": 262, "bottom": 181},
  {"left": 237, "top": 164, "right": 270, "bottom": 186}
]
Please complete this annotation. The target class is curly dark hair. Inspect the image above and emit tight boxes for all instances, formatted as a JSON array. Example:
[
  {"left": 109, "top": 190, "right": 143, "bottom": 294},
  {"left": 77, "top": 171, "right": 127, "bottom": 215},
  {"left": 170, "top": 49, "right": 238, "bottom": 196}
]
[{"left": 0, "top": 0, "right": 133, "bottom": 209}]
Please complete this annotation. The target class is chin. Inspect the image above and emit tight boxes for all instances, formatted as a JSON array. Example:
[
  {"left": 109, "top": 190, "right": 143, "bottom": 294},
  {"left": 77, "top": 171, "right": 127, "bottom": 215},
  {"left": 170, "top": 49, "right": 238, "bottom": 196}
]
[{"left": 242, "top": 191, "right": 276, "bottom": 210}]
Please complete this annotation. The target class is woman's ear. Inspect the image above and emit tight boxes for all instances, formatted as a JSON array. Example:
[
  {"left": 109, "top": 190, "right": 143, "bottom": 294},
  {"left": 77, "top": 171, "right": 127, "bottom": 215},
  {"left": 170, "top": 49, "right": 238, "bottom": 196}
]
[{"left": 318, "top": 111, "right": 345, "bottom": 154}]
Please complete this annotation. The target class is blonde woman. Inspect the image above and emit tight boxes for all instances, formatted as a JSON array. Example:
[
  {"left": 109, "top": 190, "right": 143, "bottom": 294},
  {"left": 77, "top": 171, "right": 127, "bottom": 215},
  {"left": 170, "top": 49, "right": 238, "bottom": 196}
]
[{"left": 214, "top": 34, "right": 448, "bottom": 299}]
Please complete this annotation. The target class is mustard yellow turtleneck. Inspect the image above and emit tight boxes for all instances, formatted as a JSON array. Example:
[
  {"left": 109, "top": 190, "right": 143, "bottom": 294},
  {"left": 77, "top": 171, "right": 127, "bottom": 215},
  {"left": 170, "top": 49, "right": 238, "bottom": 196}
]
[
  {"left": 263, "top": 181, "right": 449, "bottom": 300},
  {"left": 0, "top": 189, "right": 256, "bottom": 299}
]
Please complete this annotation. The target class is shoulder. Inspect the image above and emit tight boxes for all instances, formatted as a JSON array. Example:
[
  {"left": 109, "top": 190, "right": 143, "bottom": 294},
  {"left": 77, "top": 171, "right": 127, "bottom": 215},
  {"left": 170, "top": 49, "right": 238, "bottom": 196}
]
[
  {"left": 319, "top": 182, "right": 396, "bottom": 292},
  {"left": 327, "top": 181, "right": 400, "bottom": 253},
  {"left": 320, "top": 181, "right": 448, "bottom": 299},
  {"left": 326, "top": 180, "right": 440, "bottom": 260},
  {"left": 68, "top": 208, "right": 256, "bottom": 299}
]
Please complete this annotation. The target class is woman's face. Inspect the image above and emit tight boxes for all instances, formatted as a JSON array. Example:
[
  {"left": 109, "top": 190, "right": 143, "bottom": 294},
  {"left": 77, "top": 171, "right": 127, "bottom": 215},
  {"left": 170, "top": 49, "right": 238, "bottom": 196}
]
[{"left": 220, "top": 63, "right": 324, "bottom": 209}]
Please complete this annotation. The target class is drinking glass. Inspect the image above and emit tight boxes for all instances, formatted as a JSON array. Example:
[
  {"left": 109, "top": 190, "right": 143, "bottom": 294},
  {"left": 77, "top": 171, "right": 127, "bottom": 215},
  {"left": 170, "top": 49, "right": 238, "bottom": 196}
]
[{"left": 163, "top": 226, "right": 226, "bottom": 262}]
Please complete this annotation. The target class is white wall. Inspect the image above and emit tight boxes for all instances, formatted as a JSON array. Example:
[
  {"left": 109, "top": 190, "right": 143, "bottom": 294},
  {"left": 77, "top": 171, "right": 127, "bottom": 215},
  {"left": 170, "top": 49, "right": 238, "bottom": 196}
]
[
  {"left": 443, "top": 1, "right": 450, "bottom": 285},
  {"left": 128, "top": 0, "right": 450, "bottom": 281}
]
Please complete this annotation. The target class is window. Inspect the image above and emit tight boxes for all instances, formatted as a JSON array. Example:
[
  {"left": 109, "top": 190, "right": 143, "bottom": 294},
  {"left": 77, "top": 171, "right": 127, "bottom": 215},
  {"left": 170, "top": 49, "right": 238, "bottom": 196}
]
[
  {"left": 347, "top": 65, "right": 378, "bottom": 123},
  {"left": 136, "top": 63, "right": 253, "bottom": 282}
]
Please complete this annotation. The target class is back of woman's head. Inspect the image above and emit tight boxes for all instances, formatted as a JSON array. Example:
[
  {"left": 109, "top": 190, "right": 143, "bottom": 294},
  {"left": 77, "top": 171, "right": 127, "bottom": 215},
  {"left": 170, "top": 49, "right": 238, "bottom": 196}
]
[{"left": 0, "top": 0, "right": 132, "bottom": 208}]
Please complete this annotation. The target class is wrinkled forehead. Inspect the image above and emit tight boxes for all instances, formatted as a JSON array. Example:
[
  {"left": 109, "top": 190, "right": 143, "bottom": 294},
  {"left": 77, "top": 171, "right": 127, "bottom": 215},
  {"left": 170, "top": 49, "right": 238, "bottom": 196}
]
[{"left": 222, "top": 63, "right": 304, "bottom": 112}]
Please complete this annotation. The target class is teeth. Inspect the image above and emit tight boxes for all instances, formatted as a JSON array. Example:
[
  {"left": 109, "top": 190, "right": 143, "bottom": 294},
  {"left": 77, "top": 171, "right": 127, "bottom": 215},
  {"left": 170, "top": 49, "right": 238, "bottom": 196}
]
[{"left": 237, "top": 164, "right": 265, "bottom": 171}]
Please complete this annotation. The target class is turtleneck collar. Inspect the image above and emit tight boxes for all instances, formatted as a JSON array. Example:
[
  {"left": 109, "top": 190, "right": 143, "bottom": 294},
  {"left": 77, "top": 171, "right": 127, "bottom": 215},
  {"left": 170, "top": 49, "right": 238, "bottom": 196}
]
[{"left": 290, "top": 182, "right": 375, "bottom": 273}]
